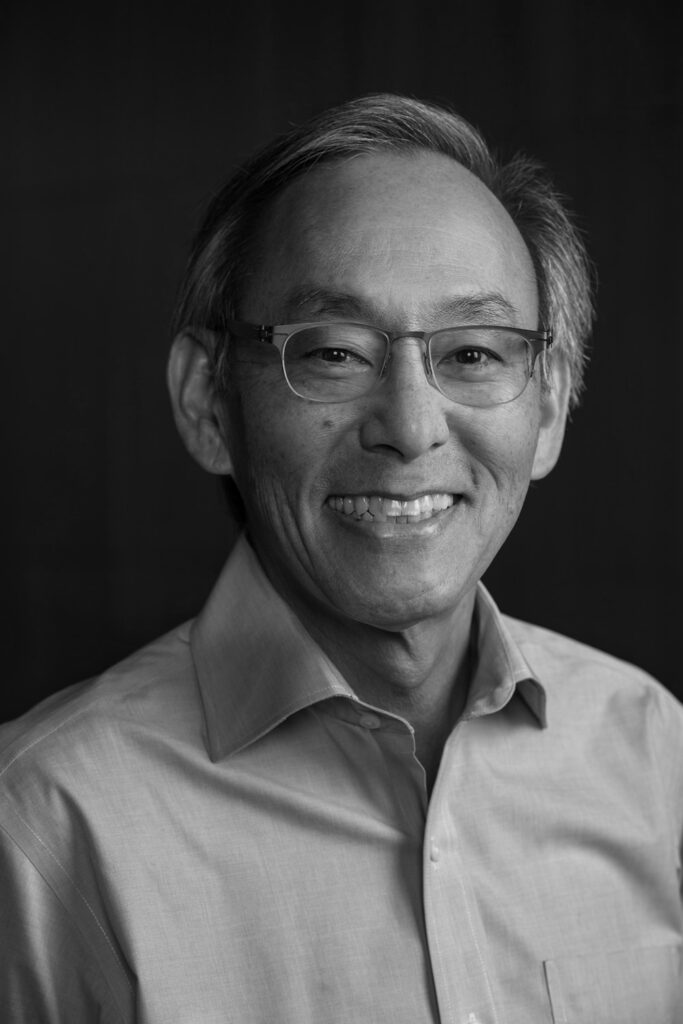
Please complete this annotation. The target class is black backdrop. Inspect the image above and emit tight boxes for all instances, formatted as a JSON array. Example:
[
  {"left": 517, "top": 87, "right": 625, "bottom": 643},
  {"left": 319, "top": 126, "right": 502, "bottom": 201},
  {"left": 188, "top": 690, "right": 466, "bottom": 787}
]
[{"left": 4, "top": 2, "right": 682, "bottom": 722}]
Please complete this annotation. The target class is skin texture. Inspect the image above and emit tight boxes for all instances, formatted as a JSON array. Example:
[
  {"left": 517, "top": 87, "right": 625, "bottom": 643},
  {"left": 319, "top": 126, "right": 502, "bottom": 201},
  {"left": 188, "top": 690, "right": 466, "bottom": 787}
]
[{"left": 169, "top": 151, "right": 570, "bottom": 783}]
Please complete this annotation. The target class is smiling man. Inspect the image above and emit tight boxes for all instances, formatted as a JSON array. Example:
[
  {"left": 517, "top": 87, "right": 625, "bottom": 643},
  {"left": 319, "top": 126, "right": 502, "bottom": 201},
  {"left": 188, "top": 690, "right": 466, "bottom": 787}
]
[{"left": 2, "top": 95, "right": 683, "bottom": 1023}]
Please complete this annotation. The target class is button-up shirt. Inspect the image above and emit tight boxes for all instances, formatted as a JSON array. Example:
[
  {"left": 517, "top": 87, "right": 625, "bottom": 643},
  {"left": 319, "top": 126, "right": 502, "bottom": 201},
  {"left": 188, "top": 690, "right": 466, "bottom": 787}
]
[{"left": 1, "top": 535, "right": 683, "bottom": 1022}]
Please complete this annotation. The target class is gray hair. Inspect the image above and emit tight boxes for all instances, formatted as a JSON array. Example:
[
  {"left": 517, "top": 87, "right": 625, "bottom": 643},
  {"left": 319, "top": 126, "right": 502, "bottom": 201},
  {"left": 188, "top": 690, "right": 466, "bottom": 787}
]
[{"left": 172, "top": 93, "right": 593, "bottom": 407}]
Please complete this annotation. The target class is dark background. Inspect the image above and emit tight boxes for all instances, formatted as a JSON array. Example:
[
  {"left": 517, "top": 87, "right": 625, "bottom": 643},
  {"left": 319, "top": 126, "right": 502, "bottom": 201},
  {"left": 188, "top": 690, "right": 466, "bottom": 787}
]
[{"left": 4, "top": 2, "right": 681, "bottom": 722}]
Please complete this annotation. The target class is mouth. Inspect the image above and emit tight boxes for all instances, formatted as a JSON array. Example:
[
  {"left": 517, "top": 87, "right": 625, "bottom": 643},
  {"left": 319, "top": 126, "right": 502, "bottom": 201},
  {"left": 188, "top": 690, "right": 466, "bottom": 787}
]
[{"left": 326, "top": 492, "right": 456, "bottom": 524}]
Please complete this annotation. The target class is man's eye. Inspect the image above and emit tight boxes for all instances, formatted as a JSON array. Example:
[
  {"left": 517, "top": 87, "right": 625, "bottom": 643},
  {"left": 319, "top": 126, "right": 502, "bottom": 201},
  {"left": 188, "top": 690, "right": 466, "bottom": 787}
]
[
  {"left": 458, "top": 348, "right": 499, "bottom": 365},
  {"left": 443, "top": 347, "right": 500, "bottom": 366},
  {"left": 307, "top": 347, "right": 369, "bottom": 365}
]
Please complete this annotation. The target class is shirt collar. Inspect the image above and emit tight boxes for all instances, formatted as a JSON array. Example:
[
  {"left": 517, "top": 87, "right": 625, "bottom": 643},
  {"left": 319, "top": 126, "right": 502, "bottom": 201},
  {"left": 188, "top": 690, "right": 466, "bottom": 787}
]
[
  {"left": 190, "top": 536, "right": 356, "bottom": 761},
  {"left": 190, "top": 536, "right": 546, "bottom": 761},
  {"left": 465, "top": 582, "right": 547, "bottom": 727}
]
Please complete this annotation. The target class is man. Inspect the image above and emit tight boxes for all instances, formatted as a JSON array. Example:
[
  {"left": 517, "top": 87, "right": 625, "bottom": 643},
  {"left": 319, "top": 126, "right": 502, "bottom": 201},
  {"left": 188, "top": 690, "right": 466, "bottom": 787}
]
[{"left": 2, "top": 94, "right": 682, "bottom": 1022}]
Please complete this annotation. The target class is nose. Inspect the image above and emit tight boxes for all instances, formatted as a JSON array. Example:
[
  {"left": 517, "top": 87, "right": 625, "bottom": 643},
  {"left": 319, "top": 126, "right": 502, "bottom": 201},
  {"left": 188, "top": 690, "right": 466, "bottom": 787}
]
[{"left": 359, "top": 338, "right": 451, "bottom": 461}]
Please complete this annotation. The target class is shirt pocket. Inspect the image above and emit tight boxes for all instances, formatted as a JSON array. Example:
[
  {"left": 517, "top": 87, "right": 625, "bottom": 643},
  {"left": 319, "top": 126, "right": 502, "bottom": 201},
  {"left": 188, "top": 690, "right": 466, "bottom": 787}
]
[{"left": 543, "top": 944, "right": 682, "bottom": 1023}]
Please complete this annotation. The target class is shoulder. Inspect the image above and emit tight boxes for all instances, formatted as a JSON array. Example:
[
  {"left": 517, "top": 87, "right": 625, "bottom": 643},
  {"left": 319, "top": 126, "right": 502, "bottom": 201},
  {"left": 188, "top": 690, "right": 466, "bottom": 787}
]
[
  {"left": 504, "top": 612, "right": 679, "bottom": 707},
  {"left": 505, "top": 614, "right": 672, "bottom": 693},
  {"left": 504, "top": 613, "right": 683, "bottom": 769},
  {"left": 0, "top": 619, "right": 205, "bottom": 945},
  {"left": 0, "top": 637, "right": 195, "bottom": 1023},
  {"left": 0, "top": 620, "right": 199, "bottom": 792}
]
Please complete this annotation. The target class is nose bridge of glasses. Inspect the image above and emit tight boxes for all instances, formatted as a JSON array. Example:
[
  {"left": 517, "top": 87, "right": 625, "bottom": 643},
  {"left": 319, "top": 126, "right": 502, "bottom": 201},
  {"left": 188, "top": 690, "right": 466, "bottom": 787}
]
[{"left": 381, "top": 331, "right": 435, "bottom": 386}]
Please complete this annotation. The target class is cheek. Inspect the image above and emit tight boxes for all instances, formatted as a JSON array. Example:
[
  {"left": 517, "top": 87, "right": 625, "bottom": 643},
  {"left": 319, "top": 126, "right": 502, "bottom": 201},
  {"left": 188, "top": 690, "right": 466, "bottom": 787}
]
[
  {"left": 227, "top": 378, "right": 348, "bottom": 514},
  {"left": 463, "top": 407, "right": 541, "bottom": 506}
]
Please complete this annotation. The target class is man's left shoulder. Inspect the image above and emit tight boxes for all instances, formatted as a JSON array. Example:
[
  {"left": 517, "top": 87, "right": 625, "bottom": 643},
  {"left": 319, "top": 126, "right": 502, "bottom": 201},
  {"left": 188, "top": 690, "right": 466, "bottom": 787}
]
[{"left": 504, "top": 613, "right": 682, "bottom": 726}]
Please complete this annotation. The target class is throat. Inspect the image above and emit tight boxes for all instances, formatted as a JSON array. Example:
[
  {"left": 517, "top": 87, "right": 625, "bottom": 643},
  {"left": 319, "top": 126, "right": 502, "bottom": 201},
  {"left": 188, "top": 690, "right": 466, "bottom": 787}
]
[
  {"left": 265, "top": 550, "right": 480, "bottom": 783},
  {"left": 404, "top": 660, "right": 472, "bottom": 792},
  {"left": 311, "top": 604, "right": 479, "bottom": 786}
]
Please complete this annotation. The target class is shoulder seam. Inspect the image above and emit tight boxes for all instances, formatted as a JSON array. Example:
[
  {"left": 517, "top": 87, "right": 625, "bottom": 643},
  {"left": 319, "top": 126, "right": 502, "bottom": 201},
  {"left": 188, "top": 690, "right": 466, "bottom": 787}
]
[
  {"left": 1, "top": 807, "right": 133, "bottom": 985},
  {"left": 0, "top": 816, "right": 134, "bottom": 1016},
  {"left": 0, "top": 707, "right": 90, "bottom": 777}
]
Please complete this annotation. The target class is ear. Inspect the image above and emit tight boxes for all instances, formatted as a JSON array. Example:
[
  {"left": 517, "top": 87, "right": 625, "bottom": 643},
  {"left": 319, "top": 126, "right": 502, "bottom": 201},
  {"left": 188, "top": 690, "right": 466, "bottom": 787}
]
[
  {"left": 531, "top": 351, "right": 572, "bottom": 481},
  {"left": 167, "top": 329, "right": 233, "bottom": 475}
]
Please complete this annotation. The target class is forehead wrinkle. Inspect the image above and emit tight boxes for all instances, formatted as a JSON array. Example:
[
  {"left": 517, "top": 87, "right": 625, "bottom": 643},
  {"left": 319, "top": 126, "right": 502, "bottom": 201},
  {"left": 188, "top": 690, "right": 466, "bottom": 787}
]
[
  {"left": 280, "top": 286, "right": 366, "bottom": 322},
  {"left": 430, "top": 292, "right": 521, "bottom": 324},
  {"left": 279, "top": 285, "right": 521, "bottom": 327}
]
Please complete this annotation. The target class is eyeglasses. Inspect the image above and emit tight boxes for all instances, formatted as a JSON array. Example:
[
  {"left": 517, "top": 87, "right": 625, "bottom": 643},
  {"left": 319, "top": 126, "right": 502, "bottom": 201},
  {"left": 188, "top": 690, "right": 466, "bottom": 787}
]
[{"left": 227, "top": 320, "right": 553, "bottom": 407}]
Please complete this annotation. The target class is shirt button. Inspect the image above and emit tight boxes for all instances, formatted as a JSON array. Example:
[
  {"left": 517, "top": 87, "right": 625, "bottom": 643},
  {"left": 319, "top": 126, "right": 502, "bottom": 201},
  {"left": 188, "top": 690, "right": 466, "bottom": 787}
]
[
  {"left": 357, "top": 712, "right": 381, "bottom": 730},
  {"left": 429, "top": 838, "right": 440, "bottom": 863},
  {"left": 465, "top": 1015, "right": 481, "bottom": 1024}
]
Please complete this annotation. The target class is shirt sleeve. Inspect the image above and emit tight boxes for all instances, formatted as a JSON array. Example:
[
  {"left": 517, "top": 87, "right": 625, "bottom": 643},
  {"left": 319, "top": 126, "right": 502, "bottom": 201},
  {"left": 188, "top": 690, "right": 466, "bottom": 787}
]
[
  {"left": 0, "top": 825, "right": 131, "bottom": 1024},
  {"left": 652, "top": 685, "right": 683, "bottom": 906}
]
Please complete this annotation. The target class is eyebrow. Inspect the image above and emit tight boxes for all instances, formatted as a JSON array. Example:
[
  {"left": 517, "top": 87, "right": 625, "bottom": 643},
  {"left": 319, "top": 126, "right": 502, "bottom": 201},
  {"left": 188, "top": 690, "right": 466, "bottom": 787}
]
[{"left": 279, "top": 286, "right": 520, "bottom": 324}]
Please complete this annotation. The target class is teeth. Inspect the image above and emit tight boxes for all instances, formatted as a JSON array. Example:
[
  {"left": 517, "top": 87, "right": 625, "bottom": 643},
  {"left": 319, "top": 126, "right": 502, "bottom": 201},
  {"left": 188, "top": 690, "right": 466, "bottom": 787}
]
[
  {"left": 328, "top": 493, "right": 455, "bottom": 522},
  {"left": 355, "top": 496, "right": 369, "bottom": 515},
  {"left": 368, "top": 496, "right": 383, "bottom": 517}
]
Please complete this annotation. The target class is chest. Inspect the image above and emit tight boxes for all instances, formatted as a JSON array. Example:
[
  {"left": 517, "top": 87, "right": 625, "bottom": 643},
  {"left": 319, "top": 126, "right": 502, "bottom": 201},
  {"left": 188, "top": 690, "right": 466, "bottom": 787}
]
[{"left": 98, "top": 709, "right": 683, "bottom": 1023}]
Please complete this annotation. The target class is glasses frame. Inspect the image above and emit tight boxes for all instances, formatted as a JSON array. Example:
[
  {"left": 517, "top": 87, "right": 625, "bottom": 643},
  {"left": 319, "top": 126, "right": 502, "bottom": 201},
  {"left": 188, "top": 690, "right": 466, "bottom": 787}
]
[{"left": 226, "top": 320, "right": 554, "bottom": 406}]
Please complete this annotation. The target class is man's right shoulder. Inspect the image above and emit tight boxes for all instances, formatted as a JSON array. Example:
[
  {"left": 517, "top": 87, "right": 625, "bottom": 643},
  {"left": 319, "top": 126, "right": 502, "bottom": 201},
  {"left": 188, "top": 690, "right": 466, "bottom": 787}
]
[{"left": 0, "top": 620, "right": 197, "bottom": 780}]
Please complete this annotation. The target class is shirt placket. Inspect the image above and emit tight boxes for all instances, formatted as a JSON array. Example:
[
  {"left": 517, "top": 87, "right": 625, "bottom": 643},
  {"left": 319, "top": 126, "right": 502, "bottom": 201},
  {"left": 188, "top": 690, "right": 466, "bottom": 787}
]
[{"left": 423, "top": 721, "right": 500, "bottom": 1024}]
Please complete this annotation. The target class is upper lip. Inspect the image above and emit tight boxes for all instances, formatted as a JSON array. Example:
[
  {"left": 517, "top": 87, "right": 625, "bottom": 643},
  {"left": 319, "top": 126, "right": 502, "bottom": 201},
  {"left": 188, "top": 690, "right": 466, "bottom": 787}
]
[{"left": 327, "top": 489, "right": 458, "bottom": 500}]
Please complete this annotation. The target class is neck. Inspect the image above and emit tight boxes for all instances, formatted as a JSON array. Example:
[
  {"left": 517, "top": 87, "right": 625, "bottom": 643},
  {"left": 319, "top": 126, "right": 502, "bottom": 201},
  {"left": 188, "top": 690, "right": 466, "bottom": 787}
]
[{"left": 284, "top": 583, "right": 478, "bottom": 788}]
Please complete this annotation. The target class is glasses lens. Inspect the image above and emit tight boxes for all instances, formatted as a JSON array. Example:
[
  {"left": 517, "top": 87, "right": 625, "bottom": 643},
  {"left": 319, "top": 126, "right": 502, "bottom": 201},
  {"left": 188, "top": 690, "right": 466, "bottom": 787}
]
[
  {"left": 283, "top": 324, "right": 387, "bottom": 401},
  {"left": 429, "top": 328, "right": 532, "bottom": 407}
]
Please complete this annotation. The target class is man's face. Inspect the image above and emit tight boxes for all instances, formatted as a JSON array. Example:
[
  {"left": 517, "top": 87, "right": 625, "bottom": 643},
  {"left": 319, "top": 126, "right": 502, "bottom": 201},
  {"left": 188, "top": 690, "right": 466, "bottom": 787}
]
[{"left": 222, "top": 151, "right": 562, "bottom": 630}]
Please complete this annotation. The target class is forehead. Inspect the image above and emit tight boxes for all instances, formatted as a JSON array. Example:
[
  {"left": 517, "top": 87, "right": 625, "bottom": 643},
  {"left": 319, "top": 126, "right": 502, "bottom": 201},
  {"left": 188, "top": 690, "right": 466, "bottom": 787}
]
[{"left": 243, "top": 150, "right": 537, "bottom": 324}]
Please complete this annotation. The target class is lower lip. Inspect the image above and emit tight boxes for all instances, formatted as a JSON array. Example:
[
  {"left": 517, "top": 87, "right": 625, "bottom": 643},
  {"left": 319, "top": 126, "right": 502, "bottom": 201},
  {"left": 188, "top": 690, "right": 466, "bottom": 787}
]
[{"left": 325, "top": 498, "right": 462, "bottom": 538}]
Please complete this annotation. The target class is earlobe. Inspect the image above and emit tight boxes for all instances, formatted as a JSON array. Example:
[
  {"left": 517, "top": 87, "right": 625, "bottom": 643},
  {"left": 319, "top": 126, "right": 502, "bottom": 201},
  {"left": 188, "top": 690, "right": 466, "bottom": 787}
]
[
  {"left": 167, "top": 330, "right": 233, "bottom": 476},
  {"left": 530, "top": 352, "right": 571, "bottom": 481}
]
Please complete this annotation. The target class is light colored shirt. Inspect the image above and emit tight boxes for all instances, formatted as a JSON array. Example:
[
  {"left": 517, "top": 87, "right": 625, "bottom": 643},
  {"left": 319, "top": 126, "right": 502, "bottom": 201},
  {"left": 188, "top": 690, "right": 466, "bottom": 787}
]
[{"left": 1, "top": 535, "right": 682, "bottom": 1024}]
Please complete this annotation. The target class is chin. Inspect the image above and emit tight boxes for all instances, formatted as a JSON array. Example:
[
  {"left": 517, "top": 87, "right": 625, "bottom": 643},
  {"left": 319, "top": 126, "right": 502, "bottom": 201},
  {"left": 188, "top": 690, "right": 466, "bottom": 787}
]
[{"left": 324, "top": 578, "right": 471, "bottom": 632}]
